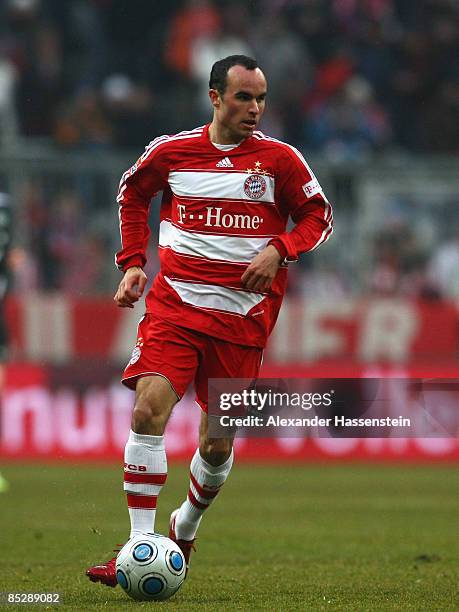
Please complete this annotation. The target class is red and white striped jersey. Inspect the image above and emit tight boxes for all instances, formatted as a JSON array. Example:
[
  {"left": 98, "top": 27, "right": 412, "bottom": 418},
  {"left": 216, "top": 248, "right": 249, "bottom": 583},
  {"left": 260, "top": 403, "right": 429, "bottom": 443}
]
[{"left": 116, "top": 124, "right": 333, "bottom": 348}]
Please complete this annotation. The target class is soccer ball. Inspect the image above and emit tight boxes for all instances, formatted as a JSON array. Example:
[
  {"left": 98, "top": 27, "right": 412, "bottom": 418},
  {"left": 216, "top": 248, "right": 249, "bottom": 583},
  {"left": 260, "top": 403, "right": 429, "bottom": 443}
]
[{"left": 115, "top": 533, "right": 186, "bottom": 601}]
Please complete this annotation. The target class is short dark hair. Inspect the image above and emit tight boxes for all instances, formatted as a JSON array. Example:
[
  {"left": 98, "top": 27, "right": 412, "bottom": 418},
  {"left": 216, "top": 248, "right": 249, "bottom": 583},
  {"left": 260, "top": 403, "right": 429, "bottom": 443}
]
[{"left": 209, "top": 55, "right": 260, "bottom": 96}]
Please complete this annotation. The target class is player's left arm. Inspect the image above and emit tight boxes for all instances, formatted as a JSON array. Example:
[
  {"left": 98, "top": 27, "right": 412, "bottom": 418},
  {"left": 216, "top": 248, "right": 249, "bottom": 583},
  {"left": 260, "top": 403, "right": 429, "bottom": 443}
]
[
  {"left": 241, "top": 244, "right": 283, "bottom": 292},
  {"left": 242, "top": 149, "right": 333, "bottom": 292},
  {"left": 268, "top": 149, "right": 333, "bottom": 263}
]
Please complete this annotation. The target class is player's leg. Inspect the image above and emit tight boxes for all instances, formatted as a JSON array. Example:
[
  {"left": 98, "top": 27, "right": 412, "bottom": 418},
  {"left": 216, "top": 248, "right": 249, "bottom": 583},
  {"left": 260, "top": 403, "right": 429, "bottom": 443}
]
[
  {"left": 86, "top": 315, "right": 199, "bottom": 586},
  {"left": 171, "top": 341, "right": 263, "bottom": 560},
  {"left": 121, "top": 317, "right": 199, "bottom": 539},
  {"left": 171, "top": 411, "right": 233, "bottom": 541},
  {"left": 124, "top": 375, "right": 178, "bottom": 538},
  {"left": 86, "top": 375, "right": 178, "bottom": 587}
]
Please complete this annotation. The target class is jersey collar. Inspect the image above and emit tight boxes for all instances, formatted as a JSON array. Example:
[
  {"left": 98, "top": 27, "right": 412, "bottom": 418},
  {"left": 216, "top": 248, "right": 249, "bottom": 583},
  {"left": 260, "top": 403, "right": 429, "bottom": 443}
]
[{"left": 202, "top": 123, "right": 252, "bottom": 153}]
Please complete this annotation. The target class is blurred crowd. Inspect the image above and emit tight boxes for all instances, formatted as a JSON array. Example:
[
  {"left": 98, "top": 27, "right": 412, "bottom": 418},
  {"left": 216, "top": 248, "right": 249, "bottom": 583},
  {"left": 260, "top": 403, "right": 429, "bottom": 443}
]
[
  {"left": 1, "top": 0, "right": 459, "bottom": 298},
  {"left": 1, "top": 0, "right": 458, "bottom": 155}
]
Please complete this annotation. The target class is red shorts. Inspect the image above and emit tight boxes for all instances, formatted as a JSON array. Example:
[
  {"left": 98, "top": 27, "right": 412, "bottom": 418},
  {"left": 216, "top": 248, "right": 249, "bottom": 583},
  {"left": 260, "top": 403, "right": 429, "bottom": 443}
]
[{"left": 122, "top": 314, "right": 263, "bottom": 412}]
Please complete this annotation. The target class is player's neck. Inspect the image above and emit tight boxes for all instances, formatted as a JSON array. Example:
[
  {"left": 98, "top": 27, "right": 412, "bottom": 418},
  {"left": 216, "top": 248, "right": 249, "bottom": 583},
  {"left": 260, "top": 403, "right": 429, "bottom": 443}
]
[{"left": 208, "top": 121, "right": 243, "bottom": 145}]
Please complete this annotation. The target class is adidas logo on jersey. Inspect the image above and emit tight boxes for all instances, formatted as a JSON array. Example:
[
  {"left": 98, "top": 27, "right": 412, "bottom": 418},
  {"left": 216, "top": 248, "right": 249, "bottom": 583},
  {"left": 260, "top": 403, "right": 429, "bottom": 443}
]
[{"left": 216, "top": 157, "right": 234, "bottom": 168}]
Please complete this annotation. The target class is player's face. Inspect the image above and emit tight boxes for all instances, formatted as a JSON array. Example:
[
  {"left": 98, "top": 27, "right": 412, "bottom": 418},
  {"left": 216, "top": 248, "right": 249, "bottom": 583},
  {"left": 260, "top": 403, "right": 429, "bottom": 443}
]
[{"left": 210, "top": 65, "right": 267, "bottom": 142}]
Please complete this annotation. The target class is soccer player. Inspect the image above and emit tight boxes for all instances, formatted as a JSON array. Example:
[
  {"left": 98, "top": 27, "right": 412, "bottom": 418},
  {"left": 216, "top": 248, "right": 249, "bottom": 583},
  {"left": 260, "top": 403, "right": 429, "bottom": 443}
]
[
  {"left": 0, "top": 192, "right": 11, "bottom": 493},
  {"left": 86, "top": 55, "right": 333, "bottom": 586}
]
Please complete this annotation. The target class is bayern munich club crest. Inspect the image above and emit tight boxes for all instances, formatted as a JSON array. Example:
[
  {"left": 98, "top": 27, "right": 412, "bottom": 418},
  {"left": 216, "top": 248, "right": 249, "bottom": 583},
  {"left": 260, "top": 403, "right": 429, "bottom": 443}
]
[
  {"left": 129, "top": 337, "right": 144, "bottom": 365},
  {"left": 244, "top": 174, "right": 267, "bottom": 200}
]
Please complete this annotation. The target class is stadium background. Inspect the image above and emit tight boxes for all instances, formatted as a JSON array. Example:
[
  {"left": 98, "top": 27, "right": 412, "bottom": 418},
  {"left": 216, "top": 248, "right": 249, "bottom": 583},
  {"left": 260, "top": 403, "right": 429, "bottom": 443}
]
[
  {"left": 1, "top": 0, "right": 459, "bottom": 462},
  {"left": 0, "top": 2, "right": 458, "bottom": 610}
]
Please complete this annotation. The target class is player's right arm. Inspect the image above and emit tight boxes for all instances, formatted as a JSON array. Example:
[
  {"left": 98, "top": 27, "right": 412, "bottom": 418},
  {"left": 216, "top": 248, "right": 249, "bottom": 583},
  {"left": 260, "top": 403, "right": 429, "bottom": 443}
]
[
  {"left": 114, "top": 138, "right": 169, "bottom": 307},
  {"left": 114, "top": 266, "right": 147, "bottom": 308}
]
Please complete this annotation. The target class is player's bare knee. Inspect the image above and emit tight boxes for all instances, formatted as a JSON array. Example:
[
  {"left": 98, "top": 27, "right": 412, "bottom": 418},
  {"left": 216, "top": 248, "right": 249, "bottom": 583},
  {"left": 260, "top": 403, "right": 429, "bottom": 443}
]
[
  {"left": 131, "top": 377, "right": 175, "bottom": 435},
  {"left": 131, "top": 401, "right": 165, "bottom": 434}
]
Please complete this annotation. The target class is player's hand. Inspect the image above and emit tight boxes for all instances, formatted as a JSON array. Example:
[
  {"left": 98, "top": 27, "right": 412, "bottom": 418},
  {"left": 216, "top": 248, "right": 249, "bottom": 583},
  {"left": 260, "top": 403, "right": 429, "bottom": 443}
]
[
  {"left": 114, "top": 266, "right": 147, "bottom": 308},
  {"left": 241, "top": 245, "right": 282, "bottom": 293}
]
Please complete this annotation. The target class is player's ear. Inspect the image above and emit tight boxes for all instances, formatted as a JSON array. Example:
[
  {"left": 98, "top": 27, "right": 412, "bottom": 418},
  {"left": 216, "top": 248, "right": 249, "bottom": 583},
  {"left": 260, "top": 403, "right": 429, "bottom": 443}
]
[{"left": 209, "top": 89, "right": 221, "bottom": 108}]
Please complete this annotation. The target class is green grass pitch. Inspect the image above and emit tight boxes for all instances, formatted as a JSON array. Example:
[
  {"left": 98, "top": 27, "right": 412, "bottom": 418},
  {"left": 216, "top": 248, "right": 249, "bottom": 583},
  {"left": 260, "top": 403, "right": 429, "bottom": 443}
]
[{"left": 1, "top": 462, "right": 458, "bottom": 611}]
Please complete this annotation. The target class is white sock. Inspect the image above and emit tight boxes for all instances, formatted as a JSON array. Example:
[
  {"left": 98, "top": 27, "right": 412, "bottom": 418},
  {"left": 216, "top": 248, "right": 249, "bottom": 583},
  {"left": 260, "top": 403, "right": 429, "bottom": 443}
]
[
  {"left": 123, "top": 430, "right": 167, "bottom": 538},
  {"left": 175, "top": 448, "right": 233, "bottom": 540}
]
